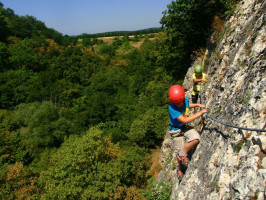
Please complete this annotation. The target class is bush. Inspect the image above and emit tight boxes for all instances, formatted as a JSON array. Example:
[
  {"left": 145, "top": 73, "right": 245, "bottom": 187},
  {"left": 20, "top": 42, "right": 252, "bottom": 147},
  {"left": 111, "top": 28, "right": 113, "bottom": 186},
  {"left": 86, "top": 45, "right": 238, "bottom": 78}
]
[{"left": 143, "top": 177, "right": 172, "bottom": 200}]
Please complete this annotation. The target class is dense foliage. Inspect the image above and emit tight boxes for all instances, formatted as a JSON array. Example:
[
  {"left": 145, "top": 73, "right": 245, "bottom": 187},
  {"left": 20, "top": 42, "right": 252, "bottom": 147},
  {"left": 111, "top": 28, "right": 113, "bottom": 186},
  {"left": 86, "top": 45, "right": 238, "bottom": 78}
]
[
  {"left": 160, "top": 0, "right": 239, "bottom": 78},
  {"left": 0, "top": 0, "right": 238, "bottom": 199}
]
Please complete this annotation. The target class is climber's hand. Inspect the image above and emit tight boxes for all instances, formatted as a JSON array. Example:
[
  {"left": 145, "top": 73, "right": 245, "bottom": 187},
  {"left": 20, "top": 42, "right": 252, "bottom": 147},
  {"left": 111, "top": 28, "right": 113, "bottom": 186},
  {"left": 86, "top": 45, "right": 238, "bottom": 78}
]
[
  {"left": 198, "top": 104, "right": 205, "bottom": 108},
  {"left": 201, "top": 109, "right": 207, "bottom": 114}
]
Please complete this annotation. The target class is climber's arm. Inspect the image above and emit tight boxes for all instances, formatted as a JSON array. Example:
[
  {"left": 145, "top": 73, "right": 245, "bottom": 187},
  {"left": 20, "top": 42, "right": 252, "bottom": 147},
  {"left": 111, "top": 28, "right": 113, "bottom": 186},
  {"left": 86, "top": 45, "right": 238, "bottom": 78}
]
[
  {"left": 177, "top": 109, "right": 207, "bottom": 124},
  {"left": 194, "top": 78, "right": 207, "bottom": 82},
  {"left": 189, "top": 103, "right": 205, "bottom": 108},
  {"left": 193, "top": 78, "right": 204, "bottom": 83}
]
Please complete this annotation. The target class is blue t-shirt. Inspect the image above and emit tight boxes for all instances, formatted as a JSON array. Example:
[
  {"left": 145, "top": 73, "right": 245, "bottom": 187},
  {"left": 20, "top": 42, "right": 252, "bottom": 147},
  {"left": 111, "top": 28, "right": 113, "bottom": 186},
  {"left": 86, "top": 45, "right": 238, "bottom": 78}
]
[{"left": 168, "top": 97, "right": 189, "bottom": 130}]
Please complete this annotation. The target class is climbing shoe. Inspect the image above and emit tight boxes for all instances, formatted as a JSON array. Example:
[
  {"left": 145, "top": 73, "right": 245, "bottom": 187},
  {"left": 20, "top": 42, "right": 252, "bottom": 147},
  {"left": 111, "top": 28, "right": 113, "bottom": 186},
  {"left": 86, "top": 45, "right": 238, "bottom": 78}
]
[
  {"left": 177, "top": 152, "right": 190, "bottom": 168},
  {"left": 176, "top": 166, "right": 183, "bottom": 181}
]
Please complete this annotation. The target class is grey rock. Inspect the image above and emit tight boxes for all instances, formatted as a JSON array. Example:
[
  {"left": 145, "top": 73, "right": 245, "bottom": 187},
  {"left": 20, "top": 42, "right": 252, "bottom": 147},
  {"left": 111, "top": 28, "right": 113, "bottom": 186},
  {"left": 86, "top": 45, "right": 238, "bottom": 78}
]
[
  {"left": 262, "top": 157, "right": 266, "bottom": 169},
  {"left": 158, "top": 0, "right": 266, "bottom": 199}
]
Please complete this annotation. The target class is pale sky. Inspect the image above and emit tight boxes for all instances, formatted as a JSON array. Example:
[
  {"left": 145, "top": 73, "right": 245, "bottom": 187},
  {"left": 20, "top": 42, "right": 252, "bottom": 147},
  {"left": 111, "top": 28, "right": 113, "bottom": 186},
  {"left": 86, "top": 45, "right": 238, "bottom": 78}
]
[{"left": 1, "top": 0, "right": 173, "bottom": 36}]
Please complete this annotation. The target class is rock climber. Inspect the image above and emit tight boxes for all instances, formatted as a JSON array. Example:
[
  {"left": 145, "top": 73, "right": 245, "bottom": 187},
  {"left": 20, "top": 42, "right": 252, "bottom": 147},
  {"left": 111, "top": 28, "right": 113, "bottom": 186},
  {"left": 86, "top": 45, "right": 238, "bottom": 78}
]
[
  {"left": 168, "top": 84, "right": 207, "bottom": 180},
  {"left": 192, "top": 65, "right": 207, "bottom": 114}
]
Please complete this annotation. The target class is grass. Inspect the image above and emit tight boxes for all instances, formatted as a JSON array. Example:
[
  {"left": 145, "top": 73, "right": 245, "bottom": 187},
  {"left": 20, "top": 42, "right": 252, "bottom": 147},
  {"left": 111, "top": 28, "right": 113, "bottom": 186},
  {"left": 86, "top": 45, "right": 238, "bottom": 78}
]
[
  {"left": 232, "top": 139, "right": 245, "bottom": 153},
  {"left": 211, "top": 181, "right": 220, "bottom": 192},
  {"left": 98, "top": 33, "right": 159, "bottom": 47},
  {"left": 147, "top": 148, "right": 162, "bottom": 178},
  {"left": 214, "top": 25, "right": 231, "bottom": 42},
  {"left": 216, "top": 107, "right": 223, "bottom": 115},
  {"left": 239, "top": 90, "right": 252, "bottom": 105}
]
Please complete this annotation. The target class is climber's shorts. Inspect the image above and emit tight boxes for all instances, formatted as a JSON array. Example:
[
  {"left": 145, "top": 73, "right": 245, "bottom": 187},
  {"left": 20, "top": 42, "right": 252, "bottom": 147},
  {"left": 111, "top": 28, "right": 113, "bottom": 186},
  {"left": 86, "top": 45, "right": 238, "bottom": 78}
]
[
  {"left": 168, "top": 127, "right": 200, "bottom": 142},
  {"left": 183, "top": 128, "right": 200, "bottom": 142}
]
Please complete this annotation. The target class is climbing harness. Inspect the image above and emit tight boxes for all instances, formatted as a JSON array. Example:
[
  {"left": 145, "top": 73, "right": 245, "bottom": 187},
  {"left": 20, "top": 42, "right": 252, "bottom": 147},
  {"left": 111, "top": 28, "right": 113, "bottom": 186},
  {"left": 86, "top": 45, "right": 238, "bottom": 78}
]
[
  {"left": 198, "top": 83, "right": 266, "bottom": 132},
  {"left": 168, "top": 124, "right": 195, "bottom": 137}
]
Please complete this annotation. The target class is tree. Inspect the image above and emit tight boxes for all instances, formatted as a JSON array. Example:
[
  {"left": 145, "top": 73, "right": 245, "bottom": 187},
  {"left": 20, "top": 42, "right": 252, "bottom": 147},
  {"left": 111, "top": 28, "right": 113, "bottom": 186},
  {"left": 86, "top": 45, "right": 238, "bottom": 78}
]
[
  {"left": 39, "top": 128, "right": 122, "bottom": 199},
  {"left": 82, "top": 37, "right": 91, "bottom": 46},
  {"left": 0, "top": 42, "right": 9, "bottom": 71},
  {"left": 3, "top": 102, "right": 75, "bottom": 157},
  {"left": 0, "top": 162, "right": 39, "bottom": 199},
  {"left": 39, "top": 127, "right": 149, "bottom": 200},
  {"left": 0, "top": 69, "right": 36, "bottom": 108},
  {"left": 98, "top": 43, "right": 116, "bottom": 57},
  {"left": 0, "top": 6, "right": 10, "bottom": 42},
  {"left": 160, "top": 0, "right": 217, "bottom": 77},
  {"left": 128, "top": 107, "right": 168, "bottom": 148},
  {"left": 8, "top": 38, "right": 49, "bottom": 71}
]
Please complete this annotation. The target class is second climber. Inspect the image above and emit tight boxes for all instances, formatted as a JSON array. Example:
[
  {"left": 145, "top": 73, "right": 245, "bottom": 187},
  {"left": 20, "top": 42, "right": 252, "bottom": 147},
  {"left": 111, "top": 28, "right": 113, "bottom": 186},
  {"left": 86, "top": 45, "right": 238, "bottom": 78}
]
[{"left": 192, "top": 65, "right": 207, "bottom": 113}]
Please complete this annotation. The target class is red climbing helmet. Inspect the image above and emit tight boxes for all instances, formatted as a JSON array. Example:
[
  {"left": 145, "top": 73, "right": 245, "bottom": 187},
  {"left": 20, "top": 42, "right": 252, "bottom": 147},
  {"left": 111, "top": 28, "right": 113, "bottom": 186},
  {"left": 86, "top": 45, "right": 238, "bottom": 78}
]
[{"left": 169, "top": 85, "right": 185, "bottom": 103}]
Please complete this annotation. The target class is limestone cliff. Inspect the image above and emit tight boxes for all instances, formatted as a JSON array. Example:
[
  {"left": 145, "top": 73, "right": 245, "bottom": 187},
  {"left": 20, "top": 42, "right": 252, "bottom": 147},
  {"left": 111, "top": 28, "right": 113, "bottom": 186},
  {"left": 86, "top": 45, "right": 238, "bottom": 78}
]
[{"left": 158, "top": 0, "right": 266, "bottom": 199}]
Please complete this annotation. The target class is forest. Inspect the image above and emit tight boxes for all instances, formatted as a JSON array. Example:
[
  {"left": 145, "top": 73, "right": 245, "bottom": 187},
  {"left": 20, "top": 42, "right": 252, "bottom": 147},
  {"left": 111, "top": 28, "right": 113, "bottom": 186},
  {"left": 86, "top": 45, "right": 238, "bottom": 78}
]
[{"left": 0, "top": 0, "right": 238, "bottom": 199}]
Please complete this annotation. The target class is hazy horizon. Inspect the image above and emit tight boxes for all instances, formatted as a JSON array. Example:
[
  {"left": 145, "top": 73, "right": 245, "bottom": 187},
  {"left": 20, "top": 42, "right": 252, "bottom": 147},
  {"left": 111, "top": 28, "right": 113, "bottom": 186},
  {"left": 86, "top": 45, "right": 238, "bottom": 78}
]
[{"left": 1, "top": 0, "right": 172, "bottom": 35}]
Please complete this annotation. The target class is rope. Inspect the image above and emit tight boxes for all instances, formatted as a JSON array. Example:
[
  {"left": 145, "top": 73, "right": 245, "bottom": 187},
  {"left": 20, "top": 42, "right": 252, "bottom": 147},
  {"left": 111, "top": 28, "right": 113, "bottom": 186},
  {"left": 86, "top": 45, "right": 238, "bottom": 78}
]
[
  {"left": 198, "top": 83, "right": 266, "bottom": 132},
  {"left": 204, "top": 114, "right": 266, "bottom": 132}
]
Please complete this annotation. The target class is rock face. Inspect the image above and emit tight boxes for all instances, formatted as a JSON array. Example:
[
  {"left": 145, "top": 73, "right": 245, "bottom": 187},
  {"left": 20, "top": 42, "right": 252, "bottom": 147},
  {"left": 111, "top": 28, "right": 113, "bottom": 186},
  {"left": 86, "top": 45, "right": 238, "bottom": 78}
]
[{"left": 158, "top": 0, "right": 266, "bottom": 199}]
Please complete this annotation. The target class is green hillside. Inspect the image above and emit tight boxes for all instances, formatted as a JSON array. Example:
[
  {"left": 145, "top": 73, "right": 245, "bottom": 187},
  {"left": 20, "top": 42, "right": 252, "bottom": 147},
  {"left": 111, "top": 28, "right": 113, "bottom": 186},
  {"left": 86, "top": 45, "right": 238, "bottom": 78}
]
[{"left": 0, "top": 1, "right": 238, "bottom": 199}]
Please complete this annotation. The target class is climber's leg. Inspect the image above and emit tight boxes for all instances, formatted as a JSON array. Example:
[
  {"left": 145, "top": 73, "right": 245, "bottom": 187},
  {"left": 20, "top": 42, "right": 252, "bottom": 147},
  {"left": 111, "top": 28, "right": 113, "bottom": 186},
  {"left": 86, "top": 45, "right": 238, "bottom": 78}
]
[
  {"left": 177, "top": 129, "right": 200, "bottom": 167},
  {"left": 176, "top": 165, "right": 183, "bottom": 181}
]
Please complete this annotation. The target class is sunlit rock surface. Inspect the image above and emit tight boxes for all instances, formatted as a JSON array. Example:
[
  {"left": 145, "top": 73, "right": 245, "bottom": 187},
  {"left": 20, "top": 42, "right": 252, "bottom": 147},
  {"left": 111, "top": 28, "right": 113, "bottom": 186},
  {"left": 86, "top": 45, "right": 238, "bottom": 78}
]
[{"left": 158, "top": 0, "right": 266, "bottom": 199}]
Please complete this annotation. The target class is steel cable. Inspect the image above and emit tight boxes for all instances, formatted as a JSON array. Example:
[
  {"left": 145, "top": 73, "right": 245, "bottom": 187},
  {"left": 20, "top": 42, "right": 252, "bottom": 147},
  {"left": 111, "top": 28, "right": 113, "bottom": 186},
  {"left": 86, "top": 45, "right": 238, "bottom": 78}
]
[{"left": 198, "top": 83, "right": 266, "bottom": 132}]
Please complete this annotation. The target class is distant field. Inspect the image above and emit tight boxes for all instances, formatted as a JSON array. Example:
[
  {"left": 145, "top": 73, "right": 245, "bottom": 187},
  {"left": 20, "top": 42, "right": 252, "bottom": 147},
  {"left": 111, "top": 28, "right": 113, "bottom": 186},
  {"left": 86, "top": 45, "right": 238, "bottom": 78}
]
[
  {"left": 98, "top": 35, "right": 135, "bottom": 42},
  {"left": 97, "top": 34, "right": 158, "bottom": 47}
]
